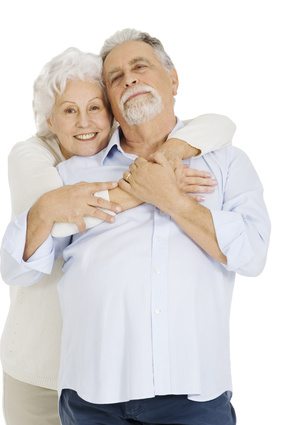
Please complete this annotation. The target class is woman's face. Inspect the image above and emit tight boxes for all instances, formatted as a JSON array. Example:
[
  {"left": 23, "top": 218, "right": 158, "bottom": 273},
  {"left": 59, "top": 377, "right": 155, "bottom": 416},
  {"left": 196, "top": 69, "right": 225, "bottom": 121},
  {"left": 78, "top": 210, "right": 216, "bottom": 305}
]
[{"left": 47, "top": 80, "right": 112, "bottom": 159}]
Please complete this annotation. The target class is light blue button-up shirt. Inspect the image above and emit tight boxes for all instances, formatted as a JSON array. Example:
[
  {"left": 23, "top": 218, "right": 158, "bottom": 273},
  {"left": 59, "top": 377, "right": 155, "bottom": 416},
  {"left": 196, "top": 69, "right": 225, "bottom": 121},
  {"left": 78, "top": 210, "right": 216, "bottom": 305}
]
[{"left": 1, "top": 120, "right": 270, "bottom": 404}]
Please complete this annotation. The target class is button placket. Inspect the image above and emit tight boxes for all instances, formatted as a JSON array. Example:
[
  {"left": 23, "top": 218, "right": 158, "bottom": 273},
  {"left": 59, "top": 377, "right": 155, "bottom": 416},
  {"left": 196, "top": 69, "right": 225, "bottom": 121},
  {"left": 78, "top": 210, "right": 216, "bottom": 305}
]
[{"left": 150, "top": 208, "right": 171, "bottom": 393}]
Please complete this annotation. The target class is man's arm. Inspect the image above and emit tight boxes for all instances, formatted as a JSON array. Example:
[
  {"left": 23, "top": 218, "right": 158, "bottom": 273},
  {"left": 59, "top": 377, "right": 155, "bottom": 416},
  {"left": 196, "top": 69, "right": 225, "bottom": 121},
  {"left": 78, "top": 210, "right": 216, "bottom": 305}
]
[
  {"left": 119, "top": 152, "right": 227, "bottom": 264},
  {"left": 119, "top": 149, "right": 270, "bottom": 272}
]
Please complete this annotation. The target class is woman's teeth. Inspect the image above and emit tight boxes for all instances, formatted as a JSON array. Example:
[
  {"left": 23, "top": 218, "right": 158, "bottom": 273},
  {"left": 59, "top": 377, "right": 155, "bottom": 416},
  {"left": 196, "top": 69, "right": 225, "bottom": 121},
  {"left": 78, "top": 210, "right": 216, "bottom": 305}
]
[{"left": 75, "top": 133, "right": 97, "bottom": 140}]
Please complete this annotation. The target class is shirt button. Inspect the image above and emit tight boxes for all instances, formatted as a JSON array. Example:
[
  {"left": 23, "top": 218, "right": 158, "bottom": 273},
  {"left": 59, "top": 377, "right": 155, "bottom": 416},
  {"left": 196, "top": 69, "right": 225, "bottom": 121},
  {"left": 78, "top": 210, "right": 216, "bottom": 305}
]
[
  {"left": 154, "top": 309, "right": 161, "bottom": 314},
  {"left": 158, "top": 237, "right": 162, "bottom": 242},
  {"left": 155, "top": 269, "right": 161, "bottom": 274}
]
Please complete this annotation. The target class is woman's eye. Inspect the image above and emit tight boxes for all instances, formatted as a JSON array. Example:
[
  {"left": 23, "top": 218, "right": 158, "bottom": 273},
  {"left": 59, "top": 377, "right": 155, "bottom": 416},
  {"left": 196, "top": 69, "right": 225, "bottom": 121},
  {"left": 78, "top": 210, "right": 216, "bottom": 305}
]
[
  {"left": 90, "top": 106, "right": 99, "bottom": 111},
  {"left": 65, "top": 108, "right": 75, "bottom": 114}
]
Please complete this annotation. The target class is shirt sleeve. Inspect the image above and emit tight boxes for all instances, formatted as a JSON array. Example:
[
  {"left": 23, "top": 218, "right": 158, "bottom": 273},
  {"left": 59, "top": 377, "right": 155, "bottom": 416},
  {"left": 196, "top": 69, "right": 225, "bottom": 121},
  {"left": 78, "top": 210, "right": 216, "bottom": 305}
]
[
  {"left": 210, "top": 147, "right": 271, "bottom": 276},
  {"left": 176, "top": 114, "right": 236, "bottom": 157},
  {"left": 1, "top": 210, "right": 69, "bottom": 287}
]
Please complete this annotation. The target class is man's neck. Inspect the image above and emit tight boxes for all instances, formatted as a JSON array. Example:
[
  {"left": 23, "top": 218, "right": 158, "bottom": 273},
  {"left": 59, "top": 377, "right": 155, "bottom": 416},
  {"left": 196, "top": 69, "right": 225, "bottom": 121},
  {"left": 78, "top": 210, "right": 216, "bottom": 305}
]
[{"left": 119, "top": 114, "right": 177, "bottom": 159}]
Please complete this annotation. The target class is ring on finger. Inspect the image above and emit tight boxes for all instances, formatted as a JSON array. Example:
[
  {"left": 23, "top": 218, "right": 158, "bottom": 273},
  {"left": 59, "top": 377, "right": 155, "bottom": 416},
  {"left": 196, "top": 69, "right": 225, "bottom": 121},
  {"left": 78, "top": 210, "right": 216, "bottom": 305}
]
[{"left": 124, "top": 171, "right": 132, "bottom": 183}]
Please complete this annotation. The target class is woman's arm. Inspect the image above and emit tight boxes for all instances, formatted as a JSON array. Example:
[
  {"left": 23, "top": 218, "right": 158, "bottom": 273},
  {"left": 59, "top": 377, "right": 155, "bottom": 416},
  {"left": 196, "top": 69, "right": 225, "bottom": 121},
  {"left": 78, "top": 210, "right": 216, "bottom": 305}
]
[
  {"left": 8, "top": 137, "right": 122, "bottom": 239},
  {"left": 8, "top": 137, "right": 65, "bottom": 218},
  {"left": 176, "top": 113, "right": 236, "bottom": 156},
  {"left": 156, "top": 113, "right": 236, "bottom": 177},
  {"left": 23, "top": 181, "right": 120, "bottom": 261}
]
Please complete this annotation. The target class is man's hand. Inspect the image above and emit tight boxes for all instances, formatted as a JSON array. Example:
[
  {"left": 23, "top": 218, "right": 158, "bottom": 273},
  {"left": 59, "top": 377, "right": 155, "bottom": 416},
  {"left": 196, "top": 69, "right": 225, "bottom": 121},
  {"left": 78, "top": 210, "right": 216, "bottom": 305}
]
[
  {"left": 119, "top": 153, "right": 226, "bottom": 264},
  {"left": 129, "top": 150, "right": 218, "bottom": 203},
  {"left": 119, "top": 153, "right": 183, "bottom": 210}
]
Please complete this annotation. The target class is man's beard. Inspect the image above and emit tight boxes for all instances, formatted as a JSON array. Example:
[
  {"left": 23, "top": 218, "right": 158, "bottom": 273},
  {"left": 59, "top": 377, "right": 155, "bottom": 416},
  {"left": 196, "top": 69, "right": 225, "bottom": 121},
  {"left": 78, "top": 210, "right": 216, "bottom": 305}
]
[{"left": 120, "top": 84, "right": 164, "bottom": 126}]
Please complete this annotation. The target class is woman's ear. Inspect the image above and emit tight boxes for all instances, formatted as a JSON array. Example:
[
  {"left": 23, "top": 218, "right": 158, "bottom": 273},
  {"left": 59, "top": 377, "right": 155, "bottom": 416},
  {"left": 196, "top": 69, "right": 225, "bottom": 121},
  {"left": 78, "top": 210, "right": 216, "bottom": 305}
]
[{"left": 46, "top": 118, "right": 54, "bottom": 132}]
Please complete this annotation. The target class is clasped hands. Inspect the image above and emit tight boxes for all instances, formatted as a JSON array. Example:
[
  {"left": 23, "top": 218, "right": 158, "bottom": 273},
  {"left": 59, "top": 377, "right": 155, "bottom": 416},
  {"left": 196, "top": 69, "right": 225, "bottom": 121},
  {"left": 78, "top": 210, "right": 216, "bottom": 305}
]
[{"left": 119, "top": 151, "right": 217, "bottom": 211}]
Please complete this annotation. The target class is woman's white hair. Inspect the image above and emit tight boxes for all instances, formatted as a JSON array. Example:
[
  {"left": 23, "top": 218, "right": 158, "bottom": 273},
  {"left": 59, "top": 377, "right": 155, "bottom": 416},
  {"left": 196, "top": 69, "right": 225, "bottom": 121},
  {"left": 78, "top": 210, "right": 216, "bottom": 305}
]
[
  {"left": 100, "top": 28, "right": 175, "bottom": 72},
  {"left": 33, "top": 47, "right": 107, "bottom": 138}
]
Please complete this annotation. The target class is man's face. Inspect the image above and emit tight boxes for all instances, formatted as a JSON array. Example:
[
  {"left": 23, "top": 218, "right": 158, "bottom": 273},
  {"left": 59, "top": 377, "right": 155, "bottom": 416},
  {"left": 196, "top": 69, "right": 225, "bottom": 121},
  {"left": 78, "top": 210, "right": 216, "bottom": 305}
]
[{"left": 103, "top": 41, "right": 178, "bottom": 126}]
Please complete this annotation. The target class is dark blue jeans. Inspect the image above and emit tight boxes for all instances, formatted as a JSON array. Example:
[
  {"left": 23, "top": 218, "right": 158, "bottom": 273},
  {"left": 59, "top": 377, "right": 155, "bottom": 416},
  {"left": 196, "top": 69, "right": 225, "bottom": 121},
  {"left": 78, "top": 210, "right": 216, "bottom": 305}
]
[{"left": 59, "top": 390, "right": 236, "bottom": 425}]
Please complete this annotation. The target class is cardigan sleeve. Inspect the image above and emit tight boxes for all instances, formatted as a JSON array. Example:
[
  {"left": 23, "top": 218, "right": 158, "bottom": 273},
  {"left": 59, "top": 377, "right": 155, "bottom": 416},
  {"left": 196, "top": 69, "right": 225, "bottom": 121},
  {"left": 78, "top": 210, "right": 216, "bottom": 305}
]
[
  {"left": 176, "top": 114, "right": 236, "bottom": 156},
  {"left": 8, "top": 137, "right": 65, "bottom": 218},
  {"left": 7, "top": 136, "right": 111, "bottom": 238}
]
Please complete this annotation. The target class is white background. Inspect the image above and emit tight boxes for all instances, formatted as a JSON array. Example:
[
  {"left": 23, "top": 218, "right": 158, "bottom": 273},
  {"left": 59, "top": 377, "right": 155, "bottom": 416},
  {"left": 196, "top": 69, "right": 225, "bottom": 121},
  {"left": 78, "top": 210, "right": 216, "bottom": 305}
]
[{"left": 0, "top": 0, "right": 282, "bottom": 423}]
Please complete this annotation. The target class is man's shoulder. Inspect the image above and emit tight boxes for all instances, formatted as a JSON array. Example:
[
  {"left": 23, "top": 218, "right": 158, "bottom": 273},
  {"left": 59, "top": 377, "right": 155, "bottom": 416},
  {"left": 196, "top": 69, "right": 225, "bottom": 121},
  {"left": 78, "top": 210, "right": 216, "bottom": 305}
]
[{"left": 204, "top": 145, "right": 249, "bottom": 162}]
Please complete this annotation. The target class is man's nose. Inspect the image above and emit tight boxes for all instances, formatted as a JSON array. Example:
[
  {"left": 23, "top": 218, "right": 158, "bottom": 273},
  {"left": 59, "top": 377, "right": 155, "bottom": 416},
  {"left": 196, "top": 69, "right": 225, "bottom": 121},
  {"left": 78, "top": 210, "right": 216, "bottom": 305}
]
[{"left": 124, "top": 71, "right": 138, "bottom": 88}]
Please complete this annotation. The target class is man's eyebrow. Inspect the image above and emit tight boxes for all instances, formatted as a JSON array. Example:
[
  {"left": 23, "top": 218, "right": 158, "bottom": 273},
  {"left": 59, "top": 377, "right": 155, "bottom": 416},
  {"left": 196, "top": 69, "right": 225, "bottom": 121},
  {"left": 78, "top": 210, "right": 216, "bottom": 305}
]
[
  {"left": 106, "top": 67, "right": 122, "bottom": 81},
  {"left": 129, "top": 57, "right": 152, "bottom": 66},
  {"left": 106, "top": 57, "right": 152, "bottom": 81}
]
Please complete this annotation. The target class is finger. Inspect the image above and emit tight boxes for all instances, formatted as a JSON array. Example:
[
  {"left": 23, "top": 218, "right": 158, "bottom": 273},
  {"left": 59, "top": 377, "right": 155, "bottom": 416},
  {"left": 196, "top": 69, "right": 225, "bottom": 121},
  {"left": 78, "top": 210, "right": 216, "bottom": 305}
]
[
  {"left": 90, "top": 196, "right": 121, "bottom": 213},
  {"left": 119, "top": 178, "right": 132, "bottom": 192},
  {"left": 134, "top": 157, "right": 148, "bottom": 167},
  {"left": 89, "top": 181, "right": 118, "bottom": 192},
  {"left": 181, "top": 184, "right": 216, "bottom": 194},
  {"left": 181, "top": 176, "right": 217, "bottom": 187},
  {"left": 129, "top": 162, "right": 137, "bottom": 173},
  {"left": 87, "top": 206, "right": 116, "bottom": 223},
  {"left": 182, "top": 168, "right": 212, "bottom": 179},
  {"left": 189, "top": 194, "right": 206, "bottom": 203},
  {"left": 123, "top": 171, "right": 132, "bottom": 183},
  {"left": 75, "top": 218, "right": 87, "bottom": 234},
  {"left": 147, "top": 151, "right": 169, "bottom": 166},
  {"left": 173, "top": 160, "right": 183, "bottom": 181}
]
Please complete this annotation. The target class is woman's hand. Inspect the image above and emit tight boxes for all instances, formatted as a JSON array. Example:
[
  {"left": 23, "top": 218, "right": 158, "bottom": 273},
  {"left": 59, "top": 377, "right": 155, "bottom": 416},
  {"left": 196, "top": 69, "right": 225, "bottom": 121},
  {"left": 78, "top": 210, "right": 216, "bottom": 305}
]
[
  {"left": 178, "top": 164, "right": 217, "bottom": 202},
  {"left": 23, "top": 181, "right": 120, "bottom": 261},
  {"left": 153, "top": 137, "right": 200, "bottom": 180},
  {"left": 39, "top": 181, "right": 121, "bottom": 232}
]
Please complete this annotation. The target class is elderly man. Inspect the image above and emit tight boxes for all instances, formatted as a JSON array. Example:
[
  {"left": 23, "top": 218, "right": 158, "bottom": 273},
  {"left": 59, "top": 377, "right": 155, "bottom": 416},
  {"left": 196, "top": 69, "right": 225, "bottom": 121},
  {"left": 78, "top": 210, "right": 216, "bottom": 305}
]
[{"left": 1, "top": 29, "right": 270, "bottom": 425}]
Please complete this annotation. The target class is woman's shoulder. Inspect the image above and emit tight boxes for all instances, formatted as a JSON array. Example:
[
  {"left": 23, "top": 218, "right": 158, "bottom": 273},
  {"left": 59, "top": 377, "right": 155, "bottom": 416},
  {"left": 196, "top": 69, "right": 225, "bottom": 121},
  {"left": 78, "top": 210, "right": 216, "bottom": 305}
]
[{"left": 9, "top": 135, "right": 64, "bottom": 165}]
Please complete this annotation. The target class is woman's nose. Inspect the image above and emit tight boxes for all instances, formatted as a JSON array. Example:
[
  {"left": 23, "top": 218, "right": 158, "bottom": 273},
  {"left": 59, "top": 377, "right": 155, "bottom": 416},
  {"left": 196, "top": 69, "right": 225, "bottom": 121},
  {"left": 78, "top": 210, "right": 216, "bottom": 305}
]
[{"left": 76, "top": 112, "right": 91, "bottom": 128}]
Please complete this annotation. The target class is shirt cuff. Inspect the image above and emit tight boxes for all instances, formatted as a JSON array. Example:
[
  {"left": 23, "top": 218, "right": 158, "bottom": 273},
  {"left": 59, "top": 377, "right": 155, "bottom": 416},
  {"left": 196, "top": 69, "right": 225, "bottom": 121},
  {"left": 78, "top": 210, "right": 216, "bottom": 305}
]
[
  {"left": 2, "top": 210, "right": 55, "bottom": 275},
  {"left": 211, "top": 209, "right": 255, "bottom": 272}
]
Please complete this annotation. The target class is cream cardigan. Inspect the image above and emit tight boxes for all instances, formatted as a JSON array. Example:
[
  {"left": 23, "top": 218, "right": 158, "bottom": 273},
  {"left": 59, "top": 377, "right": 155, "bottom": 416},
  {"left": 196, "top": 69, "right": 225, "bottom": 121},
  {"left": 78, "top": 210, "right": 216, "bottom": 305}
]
[{"left": 0, "top": 114, "right": 235, "bottom": 390}]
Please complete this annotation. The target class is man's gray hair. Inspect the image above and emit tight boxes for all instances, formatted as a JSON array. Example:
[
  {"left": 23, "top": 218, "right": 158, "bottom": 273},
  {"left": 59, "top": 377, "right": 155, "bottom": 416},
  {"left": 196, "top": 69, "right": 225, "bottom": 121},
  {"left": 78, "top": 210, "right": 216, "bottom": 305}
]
[
  {"left": 100, "top": 28, "right": 175, "bottom": 72},
  {"left": 33, "top": 47, "right": 107, "bottom": 138}
]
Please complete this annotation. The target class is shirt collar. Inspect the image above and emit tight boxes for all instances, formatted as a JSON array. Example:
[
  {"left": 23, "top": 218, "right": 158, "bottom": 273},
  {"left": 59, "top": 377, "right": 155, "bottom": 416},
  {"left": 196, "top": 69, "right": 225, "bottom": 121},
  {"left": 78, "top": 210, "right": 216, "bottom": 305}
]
[{"left": 100, "top": 117, "right": 184, "bottom": 165}]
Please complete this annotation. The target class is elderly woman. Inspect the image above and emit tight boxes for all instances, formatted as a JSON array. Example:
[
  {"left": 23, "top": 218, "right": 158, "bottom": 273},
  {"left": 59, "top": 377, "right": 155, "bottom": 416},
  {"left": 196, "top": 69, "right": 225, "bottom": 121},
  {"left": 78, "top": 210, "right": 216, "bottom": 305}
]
[{"left": 1, "top": 47, "right": 235, "bottom": 425}]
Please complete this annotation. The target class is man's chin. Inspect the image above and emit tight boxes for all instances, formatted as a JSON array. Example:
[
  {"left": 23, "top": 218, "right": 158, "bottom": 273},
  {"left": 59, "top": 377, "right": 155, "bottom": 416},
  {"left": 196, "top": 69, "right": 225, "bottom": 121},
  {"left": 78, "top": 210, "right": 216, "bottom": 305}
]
[{"left": 123, "top": 103, "right": 164, "bottom": 126}]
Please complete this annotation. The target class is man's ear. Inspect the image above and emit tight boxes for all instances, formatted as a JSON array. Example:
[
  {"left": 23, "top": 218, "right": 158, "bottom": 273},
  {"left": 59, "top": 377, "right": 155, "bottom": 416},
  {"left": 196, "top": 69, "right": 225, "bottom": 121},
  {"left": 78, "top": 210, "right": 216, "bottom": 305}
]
[{"left": 170, "top": 68, "right": 179, "bottom": 96}]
